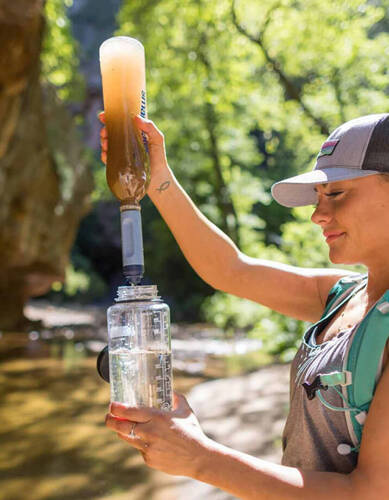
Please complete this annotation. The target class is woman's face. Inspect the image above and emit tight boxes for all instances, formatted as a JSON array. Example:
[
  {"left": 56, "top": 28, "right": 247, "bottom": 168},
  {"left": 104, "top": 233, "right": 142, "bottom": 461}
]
[{"left": 311, "top": 175, "right": 389, "bottom": 266}]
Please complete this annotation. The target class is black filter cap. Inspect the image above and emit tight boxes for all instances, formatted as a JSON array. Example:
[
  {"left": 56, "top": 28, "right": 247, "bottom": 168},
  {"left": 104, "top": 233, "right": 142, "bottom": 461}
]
[
  {"left": 97, "top": 345, "right": 110, "bottom": 383},
  {"left": 123, "top": 264, "right": 143, "bottom": 285}
]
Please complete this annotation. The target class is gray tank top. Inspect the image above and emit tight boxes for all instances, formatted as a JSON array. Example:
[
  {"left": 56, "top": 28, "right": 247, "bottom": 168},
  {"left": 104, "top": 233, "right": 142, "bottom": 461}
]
[{"left": 281, "top": 324, "right": 359, "bottom": 472}]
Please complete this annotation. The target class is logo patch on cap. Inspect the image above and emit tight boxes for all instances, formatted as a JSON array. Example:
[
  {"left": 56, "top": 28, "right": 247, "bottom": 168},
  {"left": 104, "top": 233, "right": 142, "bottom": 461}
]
[{"left": 317, "top": 139, "right": 339, "bottom": 158}]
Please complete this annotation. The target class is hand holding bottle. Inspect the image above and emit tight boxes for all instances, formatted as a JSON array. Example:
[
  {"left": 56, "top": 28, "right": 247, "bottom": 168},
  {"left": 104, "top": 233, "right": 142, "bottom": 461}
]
[
  {"left": 105, "top": 392, "right": 212, "bottom": 477},
  {"left": 99, "top": 112, "right": 170, "bottom": 194}
]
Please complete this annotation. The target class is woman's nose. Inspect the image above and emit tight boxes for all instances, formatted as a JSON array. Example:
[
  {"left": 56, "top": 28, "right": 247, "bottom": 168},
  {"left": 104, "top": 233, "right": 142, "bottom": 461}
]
[{"left": 311, "top": 199, "right": 333, "bottom": 225}]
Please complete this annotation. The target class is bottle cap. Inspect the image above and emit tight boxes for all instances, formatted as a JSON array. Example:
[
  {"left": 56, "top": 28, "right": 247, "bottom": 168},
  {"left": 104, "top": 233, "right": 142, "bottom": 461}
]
[{"left": 116, "top": 284, "right": 159, "bottom": 302}]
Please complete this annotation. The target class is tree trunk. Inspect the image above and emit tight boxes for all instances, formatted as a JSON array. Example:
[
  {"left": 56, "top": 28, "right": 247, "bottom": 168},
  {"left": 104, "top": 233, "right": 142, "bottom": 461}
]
[
  {"left": 204, "top": 102, "right": 240, "bottom": 246},
  {"left": 0, "top": 1, "right": 93, "bottom": 330},
  {"left": 197, "top": 33, "right": 240, "bottom": 246}
]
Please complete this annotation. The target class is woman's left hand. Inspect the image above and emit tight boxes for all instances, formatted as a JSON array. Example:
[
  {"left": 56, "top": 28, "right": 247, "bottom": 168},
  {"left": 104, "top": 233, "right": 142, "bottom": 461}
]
[{"left": 105, "top": 392, "right": 211, "bottom": 477}]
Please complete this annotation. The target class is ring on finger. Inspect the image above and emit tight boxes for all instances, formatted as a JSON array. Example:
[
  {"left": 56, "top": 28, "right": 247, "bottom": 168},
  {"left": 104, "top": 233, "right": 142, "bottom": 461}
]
[{"left": 129, "top": 422, "right": 137, "bottom": 439}]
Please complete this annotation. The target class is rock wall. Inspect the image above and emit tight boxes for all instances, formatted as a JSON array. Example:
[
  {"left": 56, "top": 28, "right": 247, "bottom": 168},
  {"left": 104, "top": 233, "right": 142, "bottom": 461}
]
[{"left": 0, "top": 1, "right": 93, "bottom": 330}]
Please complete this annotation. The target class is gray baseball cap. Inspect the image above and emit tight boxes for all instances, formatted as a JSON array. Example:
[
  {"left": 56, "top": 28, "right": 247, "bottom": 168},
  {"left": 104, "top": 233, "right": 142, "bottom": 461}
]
[{"left": 271, "top": 113, "right": 389, "bottom": 207}]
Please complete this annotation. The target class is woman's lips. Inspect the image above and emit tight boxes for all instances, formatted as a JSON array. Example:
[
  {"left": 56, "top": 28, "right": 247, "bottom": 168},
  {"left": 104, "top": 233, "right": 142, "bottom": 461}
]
[{"left": 324, "top": 231, "right": 345, "bottom": 244}]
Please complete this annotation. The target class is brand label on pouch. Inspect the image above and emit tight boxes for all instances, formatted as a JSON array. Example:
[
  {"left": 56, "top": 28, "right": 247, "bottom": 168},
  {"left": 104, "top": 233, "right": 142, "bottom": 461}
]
[{"left": 140, "top": 90, "right": 149, "bottom": 152}]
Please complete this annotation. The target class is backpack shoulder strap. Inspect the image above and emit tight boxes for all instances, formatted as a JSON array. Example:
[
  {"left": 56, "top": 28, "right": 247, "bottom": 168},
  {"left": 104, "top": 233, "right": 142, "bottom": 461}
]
[
  {"left": 345, "top": 290, "right": 389, "bottom": 446},
  {"left": 302, "top": 274, "right": 367, "bottom": 345},
  {"left": 303, "top": 273, "right": 388, "bottom": 453},
  {"left": 321, "top": 274, "right": 367, "bottom": 320}
]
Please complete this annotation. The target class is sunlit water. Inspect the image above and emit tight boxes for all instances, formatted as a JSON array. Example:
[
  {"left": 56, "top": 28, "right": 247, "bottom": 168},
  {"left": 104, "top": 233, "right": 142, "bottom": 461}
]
[{"left": 0, "top": 312, "right": 267, "bottom": 500}]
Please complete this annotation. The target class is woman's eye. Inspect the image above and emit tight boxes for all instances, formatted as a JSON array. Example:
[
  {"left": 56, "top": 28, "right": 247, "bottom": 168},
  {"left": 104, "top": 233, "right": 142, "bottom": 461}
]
[{"left": 326, "top": 191, "right": 343, "bottom": 198}]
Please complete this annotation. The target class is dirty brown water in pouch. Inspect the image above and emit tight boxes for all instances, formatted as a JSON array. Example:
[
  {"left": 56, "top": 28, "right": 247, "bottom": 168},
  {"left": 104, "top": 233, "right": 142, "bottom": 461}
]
[{"left": 100, "top": 37, "right": 150, "bottom": 207}]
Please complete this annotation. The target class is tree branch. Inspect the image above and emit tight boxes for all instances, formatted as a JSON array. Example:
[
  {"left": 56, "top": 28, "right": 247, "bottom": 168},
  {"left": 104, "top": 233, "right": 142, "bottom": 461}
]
[
  {"left": 197, "top": 31, "right": 240, "bottom": 245},
  {"left": 332, "top": 69, "right": 346, "bottom": 123},
  {"left": 231, "top": 0, "right": 330, "bottom": 136}
]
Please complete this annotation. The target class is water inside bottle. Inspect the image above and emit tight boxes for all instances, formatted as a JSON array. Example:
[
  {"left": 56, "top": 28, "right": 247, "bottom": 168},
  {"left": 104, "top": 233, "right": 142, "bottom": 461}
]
[
  {"left": 107, "top": 285, "right": 172, "bottom": 410},
  {"left": 109, "top": 348, "right": 172, "bottom": 410}
]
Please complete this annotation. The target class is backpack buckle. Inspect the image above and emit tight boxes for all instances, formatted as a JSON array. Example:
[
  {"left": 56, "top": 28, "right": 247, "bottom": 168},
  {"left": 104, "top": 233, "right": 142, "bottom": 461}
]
[
  {"left": 321, "top": 370, "right": 352, "bottom": 387},
  {"left": 302, "top": 375, "right": 328, "bottom": 400},
  {"left": 377, "top": 301, "right": 389, "bottom": 314}
]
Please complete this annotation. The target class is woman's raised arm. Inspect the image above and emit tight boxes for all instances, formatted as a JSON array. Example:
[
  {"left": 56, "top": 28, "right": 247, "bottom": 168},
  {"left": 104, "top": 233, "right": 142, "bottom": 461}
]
[{"left": 100, "top": 113, "right": 350, "bottom": 322}]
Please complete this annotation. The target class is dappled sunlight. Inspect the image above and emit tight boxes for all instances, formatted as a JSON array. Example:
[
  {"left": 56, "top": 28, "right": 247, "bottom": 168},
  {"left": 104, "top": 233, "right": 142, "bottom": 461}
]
[
  {"left": 0, "top": 333, "right": 194, "bottom": 500},
  {"left": 0, "top": 310, "right": 288, "bottom": 500}
]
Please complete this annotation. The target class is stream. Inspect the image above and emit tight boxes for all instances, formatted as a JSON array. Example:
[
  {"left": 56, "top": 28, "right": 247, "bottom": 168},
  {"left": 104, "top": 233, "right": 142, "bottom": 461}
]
[{"left": 0, "top": 301, "right": 270, "bottom": 500}]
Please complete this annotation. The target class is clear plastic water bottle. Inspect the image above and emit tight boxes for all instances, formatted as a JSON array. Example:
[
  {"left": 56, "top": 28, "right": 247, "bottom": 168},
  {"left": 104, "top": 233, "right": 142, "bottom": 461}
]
[{"left": 107, "top": 284, "right": 172, "bottom": 410}]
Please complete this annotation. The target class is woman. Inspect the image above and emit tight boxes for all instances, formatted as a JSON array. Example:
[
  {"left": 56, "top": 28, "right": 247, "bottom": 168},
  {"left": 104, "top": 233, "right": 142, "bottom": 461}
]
[{"left": 100, "top": 112, "right": 389, "bottom": 498}]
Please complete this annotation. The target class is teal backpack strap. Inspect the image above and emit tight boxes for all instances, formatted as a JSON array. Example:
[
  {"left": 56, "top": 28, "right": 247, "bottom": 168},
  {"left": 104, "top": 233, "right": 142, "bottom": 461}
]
[
  {"left": 302, "top": 274, "right": 389, "bottom": 455},
  {"left": 319, "top": 274, "right": 367, "bottom": 324},
  {"left": 344, "top": 291, "right": 389, "bottom": 448}
]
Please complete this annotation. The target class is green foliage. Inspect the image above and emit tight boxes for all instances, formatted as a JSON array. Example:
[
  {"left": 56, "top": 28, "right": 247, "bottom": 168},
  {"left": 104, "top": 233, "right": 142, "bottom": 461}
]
[
  {"left": 50, "top": 255, "right": 108, "bottom": 303},
  {"left": 118, "top": 0, "right": 266, "bottom": 242},
  {"left": 280, "top": 207, "right": 330, "bottom": 268},
  {"left": 41, "top": 1, "right": 389, "bottom": 358},
  {"left": 109, "top": 0, "right": 389, "bottom": 339},
  {"left": 236, "top": 0, "right": 389, "bottom": 123},
  {"left": 42, "top": 0, "right": 85, "bottom": 102},
  {"left": 201, "top": 272, "right": 306, "bottom": 359},
  {"left": 64, "top": 264, "right": 90, "bottom": 296},
  {"left": 118, "top": 0, "right": 389, "bottom": 243}
]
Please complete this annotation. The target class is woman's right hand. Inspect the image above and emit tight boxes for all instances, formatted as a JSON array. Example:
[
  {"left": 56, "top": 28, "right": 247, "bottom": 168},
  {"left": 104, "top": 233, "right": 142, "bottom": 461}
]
[{"left": 98, "top": 112, "right": 170, "bottom": 187}]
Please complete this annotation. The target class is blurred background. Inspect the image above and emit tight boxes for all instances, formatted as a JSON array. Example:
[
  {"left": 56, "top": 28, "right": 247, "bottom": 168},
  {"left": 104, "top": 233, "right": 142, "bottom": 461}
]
[{"left": 1, "top": 0, "right": 388, "bottom": 499}]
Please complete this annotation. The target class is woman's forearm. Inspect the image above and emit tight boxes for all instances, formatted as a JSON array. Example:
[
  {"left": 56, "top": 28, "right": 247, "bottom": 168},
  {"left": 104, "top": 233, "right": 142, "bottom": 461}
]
[
  {"left": 194, "top": 439, "right": 357, "bottom": 500},
  {"left": 148, "top": 166, "right": 239, "bottom": 291}
]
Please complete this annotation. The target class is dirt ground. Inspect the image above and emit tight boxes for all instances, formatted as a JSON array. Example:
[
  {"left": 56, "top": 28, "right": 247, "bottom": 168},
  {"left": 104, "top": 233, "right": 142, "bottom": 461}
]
[
  {"left": 159, "top": 364, "right": 290, "bottom": 500},
  {"left": 81, "top": 364, "right": 291, "bottom": 500}
]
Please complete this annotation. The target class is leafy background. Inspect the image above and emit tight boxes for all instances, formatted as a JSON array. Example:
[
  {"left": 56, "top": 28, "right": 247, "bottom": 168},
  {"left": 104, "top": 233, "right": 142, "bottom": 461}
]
[
  {"left": 1, "top": 3, "right": 388, "bottom": 500},
  {"left": 41, "top": 0, "right": 389, "bottom": 358}
]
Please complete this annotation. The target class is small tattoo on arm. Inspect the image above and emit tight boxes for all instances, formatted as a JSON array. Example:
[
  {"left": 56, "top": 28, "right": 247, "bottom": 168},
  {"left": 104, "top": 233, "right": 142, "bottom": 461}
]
[{"left": 156, "top": 181, "right": 170, "bottom": 192}]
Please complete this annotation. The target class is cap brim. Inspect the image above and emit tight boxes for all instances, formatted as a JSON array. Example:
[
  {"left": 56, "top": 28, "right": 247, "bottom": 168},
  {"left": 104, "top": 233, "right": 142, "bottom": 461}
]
[{"left": 271, "top": 168, "right": 378, "bottom": 207}]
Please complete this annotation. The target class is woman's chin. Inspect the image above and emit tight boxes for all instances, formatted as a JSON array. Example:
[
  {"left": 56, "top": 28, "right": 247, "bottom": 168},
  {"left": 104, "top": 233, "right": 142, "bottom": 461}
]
[
  {"left": 328, "top": 248, "right": 345, "bottom": 265},
  {"left": 328, "top": 249, "right": 356, "bottom": 266}
]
